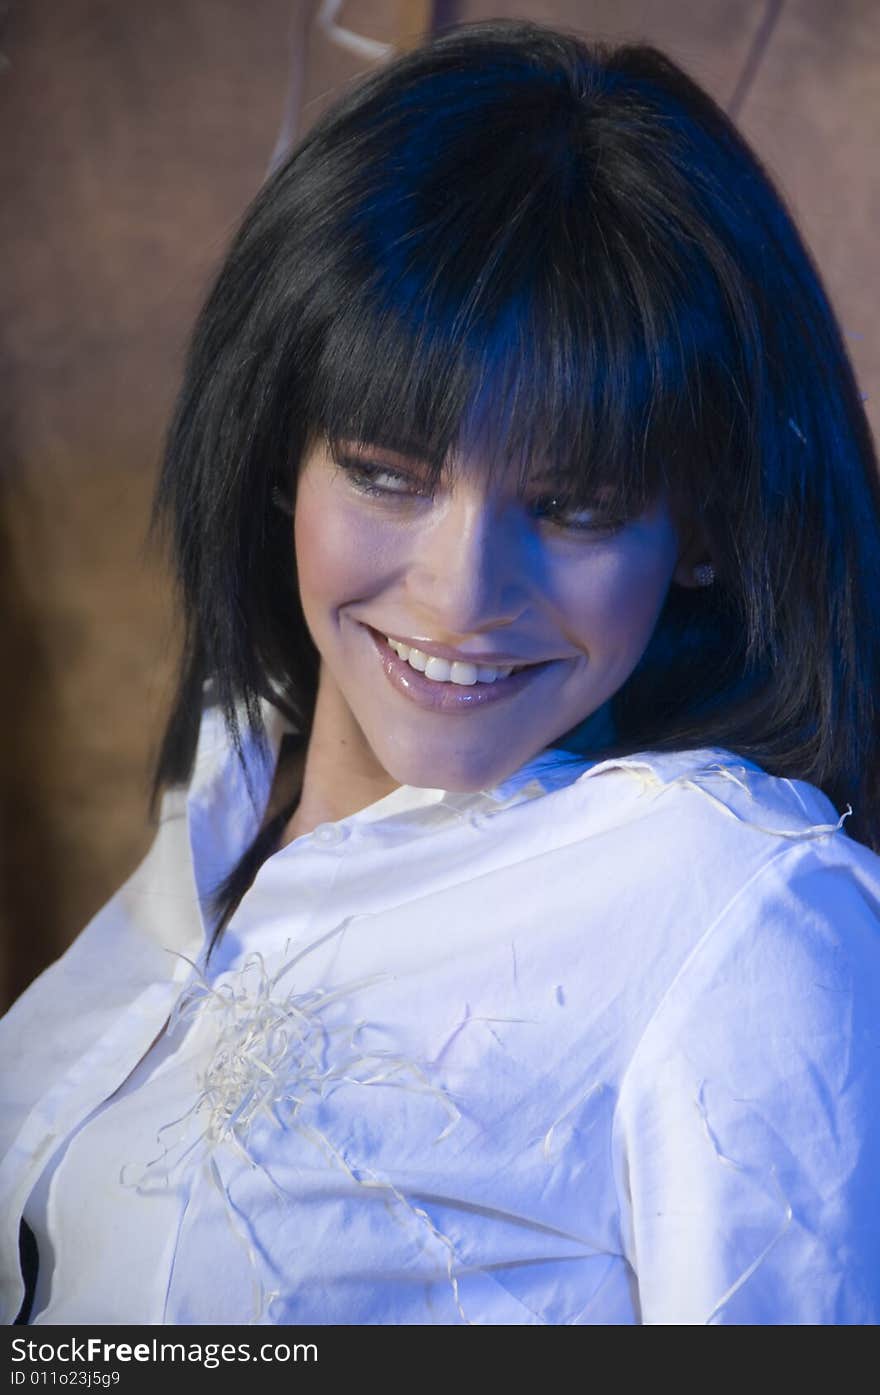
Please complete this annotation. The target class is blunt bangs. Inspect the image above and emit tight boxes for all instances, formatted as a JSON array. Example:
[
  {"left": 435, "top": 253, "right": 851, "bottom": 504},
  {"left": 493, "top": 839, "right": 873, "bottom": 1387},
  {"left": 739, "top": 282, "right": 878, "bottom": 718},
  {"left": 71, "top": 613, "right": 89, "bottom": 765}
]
[{"left": 304, "top": 240, "right": 734, "bottom": 526}]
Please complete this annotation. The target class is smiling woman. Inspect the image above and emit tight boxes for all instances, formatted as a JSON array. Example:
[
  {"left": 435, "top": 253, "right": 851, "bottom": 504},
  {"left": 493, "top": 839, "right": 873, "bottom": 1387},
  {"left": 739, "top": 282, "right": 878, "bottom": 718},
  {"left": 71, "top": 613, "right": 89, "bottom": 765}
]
[
  {"left": 283, "top": 429, "right": 700, "bottom": 822},
  {"left": 3, "top": 16, "right": 880, "bottom": 1327}
]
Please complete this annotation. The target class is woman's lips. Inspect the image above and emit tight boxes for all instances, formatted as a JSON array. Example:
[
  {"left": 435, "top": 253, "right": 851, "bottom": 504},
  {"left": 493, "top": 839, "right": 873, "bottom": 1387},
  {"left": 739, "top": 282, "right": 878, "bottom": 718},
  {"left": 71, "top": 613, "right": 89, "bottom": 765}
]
[{"left": 363, "top": 625, "right": 555, "bottom": 713}]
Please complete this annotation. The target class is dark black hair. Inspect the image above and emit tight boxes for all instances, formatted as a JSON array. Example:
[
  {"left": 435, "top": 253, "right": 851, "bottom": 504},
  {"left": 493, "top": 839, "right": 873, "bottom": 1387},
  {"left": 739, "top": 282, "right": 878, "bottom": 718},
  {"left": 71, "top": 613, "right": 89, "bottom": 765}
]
[{"left": 145, "top": 17, "right": 880, "bottom": 951}]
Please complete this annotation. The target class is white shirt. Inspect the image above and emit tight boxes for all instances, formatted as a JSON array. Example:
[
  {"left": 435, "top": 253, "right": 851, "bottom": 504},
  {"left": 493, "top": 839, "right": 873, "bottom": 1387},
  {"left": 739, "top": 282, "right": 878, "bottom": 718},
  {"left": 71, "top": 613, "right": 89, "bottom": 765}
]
[{"left": 2, "top": 688, "right": 880, "bottom": 1325}]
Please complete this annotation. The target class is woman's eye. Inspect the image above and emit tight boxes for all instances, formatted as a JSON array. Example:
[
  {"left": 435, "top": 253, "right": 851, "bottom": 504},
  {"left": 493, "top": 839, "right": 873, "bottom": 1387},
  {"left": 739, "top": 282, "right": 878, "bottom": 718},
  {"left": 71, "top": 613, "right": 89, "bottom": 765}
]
[
  {"left": 335, "top": 456, "right": 625, "bottom": 535},
  {"left": 336, "top": 456, "right": 426, "bottom": 498},
  {"left": 531, "top": 495, "right": 626, "bottom": 535}
]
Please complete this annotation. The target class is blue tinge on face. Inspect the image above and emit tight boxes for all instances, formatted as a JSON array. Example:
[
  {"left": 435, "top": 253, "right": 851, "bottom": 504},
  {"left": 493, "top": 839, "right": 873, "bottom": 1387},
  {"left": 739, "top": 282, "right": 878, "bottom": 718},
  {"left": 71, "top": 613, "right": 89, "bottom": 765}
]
[{"left": 292, "top": 426, "right": 685, "bottom": 802}]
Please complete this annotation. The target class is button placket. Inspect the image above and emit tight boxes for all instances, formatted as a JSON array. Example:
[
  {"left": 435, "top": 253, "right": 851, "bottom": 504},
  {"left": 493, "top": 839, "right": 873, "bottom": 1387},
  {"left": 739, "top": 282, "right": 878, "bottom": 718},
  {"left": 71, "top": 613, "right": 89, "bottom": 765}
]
[{"left": 219, "top": 822, "right": 353, "bottom": 951}]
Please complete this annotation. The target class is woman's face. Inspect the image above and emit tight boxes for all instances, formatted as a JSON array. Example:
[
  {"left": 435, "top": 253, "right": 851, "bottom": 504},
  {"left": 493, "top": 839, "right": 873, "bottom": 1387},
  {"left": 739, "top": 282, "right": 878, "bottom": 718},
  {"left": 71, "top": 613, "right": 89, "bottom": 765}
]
[{"left": 293, "top": 434, "right": 704, "bottom": 793}]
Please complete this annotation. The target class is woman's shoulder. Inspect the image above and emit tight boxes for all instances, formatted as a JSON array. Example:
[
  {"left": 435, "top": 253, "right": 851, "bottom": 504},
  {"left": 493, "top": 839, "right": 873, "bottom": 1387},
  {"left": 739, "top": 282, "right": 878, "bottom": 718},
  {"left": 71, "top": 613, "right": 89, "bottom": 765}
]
[
  {"left": 561, "top": 741, "right": 880, "bottom": 979},
  {"left": 609, "top": 757, "right": 880, "bottom": 1077},
  {"left": 572, "top": 741, "right": 865, "bottom": 866},
  {"left": 0, "top": 777, "right": 209, "bottom": 1167},
  {"left": 575, "top": 742, "right": 846, "bottom": 829},
  {"left": 609, "top": 754, "right": 880, "bottom": 1157}
]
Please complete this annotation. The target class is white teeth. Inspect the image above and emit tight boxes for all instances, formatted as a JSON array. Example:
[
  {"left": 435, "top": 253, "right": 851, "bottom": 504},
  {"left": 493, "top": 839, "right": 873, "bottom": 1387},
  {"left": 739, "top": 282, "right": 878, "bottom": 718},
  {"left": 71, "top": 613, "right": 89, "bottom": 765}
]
[{"left": 385, "top": 636, "right": 518, "bottom": 685}]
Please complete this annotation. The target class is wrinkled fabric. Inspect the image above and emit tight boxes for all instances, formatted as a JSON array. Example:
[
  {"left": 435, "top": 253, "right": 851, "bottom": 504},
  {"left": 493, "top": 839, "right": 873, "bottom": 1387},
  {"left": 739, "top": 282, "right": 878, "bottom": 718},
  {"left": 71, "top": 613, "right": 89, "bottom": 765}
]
[{"left": 2, "top": 689, "right": 880, "bottom": 1325}]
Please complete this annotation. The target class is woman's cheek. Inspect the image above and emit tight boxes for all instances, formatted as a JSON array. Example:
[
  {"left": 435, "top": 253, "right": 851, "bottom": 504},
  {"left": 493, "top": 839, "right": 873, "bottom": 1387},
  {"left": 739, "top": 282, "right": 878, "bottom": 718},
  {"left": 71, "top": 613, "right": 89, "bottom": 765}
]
[
  {"left": 296, "top": 484, "right": 355, "bottom": 577},
  {"left": 561, "top": 542, "right": 675, "bottom": 655},
  {"left": 296, "top": 494, "right": 396, "bottom": 606}
]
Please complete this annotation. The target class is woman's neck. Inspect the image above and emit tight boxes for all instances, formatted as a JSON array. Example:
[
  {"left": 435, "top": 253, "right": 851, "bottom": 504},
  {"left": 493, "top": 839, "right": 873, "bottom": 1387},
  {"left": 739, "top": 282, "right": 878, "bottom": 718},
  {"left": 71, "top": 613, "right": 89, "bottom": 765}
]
[{"left": 274, "top": 666, "right": 400, "bottom": 845}]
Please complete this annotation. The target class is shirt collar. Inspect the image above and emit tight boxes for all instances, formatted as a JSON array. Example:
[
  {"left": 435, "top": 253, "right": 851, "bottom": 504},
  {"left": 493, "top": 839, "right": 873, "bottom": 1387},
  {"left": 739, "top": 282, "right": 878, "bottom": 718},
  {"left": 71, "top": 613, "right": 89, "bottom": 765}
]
[
  {"left": 191, "top": 683, "right": 767, "bottom": 841},
  {"left": 184, "top": 684, "right": 769, "bottom": 956},
  {"left": 477, "top": 745, "right": 597, "bottom": 805}
]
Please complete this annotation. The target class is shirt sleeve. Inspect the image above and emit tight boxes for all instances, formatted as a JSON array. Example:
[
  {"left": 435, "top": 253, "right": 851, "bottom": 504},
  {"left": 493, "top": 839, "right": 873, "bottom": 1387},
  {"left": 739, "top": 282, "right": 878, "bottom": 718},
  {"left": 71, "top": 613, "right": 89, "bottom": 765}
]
[{"left": 610, "top": 838, "right": 880, "bottom": 1324}]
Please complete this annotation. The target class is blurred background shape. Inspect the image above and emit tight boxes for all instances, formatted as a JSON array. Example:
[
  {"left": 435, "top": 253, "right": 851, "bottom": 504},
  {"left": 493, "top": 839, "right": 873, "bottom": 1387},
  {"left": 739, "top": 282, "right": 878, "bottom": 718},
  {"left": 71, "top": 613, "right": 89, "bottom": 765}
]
[{"left": 1, "top": 0, "right": 876, "bottom": 1010}]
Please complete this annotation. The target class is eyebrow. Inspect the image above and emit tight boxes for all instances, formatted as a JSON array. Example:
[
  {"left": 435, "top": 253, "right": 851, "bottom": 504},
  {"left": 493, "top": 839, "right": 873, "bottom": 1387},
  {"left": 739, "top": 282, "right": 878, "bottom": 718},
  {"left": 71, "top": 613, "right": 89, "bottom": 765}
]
[
  {"left": 338, "top": 437, "right": 551, "bottom": 478},
  {"left": 334, "top": 435, "right": 432, "bottom": 462}
]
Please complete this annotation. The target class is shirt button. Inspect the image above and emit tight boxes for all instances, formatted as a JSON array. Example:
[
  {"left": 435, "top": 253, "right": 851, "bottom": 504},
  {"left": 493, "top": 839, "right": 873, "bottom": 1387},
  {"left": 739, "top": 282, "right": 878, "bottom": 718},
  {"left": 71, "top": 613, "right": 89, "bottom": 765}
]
[{"left": 313, "top": 822, "right": 346, "bottom": 845}]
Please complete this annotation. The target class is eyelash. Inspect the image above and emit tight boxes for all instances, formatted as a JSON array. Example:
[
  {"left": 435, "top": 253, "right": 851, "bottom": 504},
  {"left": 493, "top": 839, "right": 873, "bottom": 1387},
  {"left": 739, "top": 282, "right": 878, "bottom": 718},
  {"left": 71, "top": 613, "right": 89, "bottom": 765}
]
[{"left": 334, "top": 458, "right": 626, "bottom": 536}]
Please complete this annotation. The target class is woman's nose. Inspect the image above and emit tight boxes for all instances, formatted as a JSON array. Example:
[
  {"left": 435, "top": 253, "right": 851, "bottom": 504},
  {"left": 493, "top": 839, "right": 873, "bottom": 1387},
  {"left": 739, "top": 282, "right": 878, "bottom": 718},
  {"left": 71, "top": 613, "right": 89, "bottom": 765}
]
[{"left": 403, "top": 494, "right": 533, "bottom": 634}]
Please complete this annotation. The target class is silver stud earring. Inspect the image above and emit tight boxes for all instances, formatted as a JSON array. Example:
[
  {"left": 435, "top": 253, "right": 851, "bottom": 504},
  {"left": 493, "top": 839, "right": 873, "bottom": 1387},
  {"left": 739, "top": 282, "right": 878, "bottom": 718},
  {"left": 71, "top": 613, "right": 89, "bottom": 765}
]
[{"left": 693, "top": 563, "right": 715, "bottom": 587}]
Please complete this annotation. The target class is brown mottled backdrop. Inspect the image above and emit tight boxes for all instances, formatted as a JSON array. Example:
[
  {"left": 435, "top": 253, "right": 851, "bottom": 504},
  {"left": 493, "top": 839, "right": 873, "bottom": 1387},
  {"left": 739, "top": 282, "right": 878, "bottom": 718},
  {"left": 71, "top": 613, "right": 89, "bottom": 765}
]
[{"left": 1, "top": 0, "right": 876, "bottom": 1010}]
